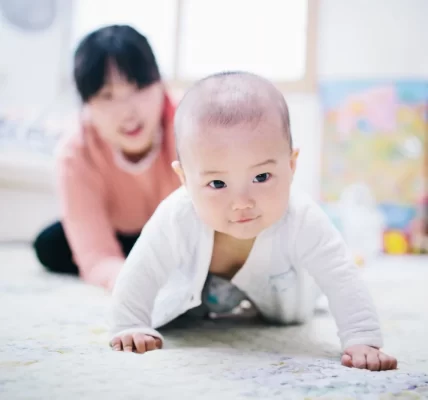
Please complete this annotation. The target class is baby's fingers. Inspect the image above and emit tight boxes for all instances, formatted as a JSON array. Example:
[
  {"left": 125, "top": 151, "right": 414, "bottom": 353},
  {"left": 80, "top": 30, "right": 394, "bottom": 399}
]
[
  {"left": 341, "top": 354, "right": 353, "bottom": 368},
  {"left": 351, "top": 353, "right": 367, "bottom": 369},
  {"left": 132, "top": 334, "right": 162, "bottom": 353},
  {"left": 110, "top": 334, "right": 163, "bottom": 353},
  {"left": 121, "top": 334, "right": 134, "bottom": 352},
  {"left": 110, "top": 336, "right": 122, "bottom": 351},
  {"left": 366, "top": 351, "right": 381, "bottom": 371},
  {"left": 143, "top": 335, "right": 157, "bottom": 352},
  {"left": 133, "top": 333, "right": 147, "bottom": 353},
  {"left": 379, "top": 353, "right": 398, "bottom": 370},
  {"left": 147, "top": 336, "right": 162, "bottom": 350}
]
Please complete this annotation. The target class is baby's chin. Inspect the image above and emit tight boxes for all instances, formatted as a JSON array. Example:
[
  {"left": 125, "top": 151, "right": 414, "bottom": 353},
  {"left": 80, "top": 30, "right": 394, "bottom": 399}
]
[
  {"left": 221, "top": 222, "right": 265, "bottom": 240},
  {"left": 228, "top": 231, "right": 259, "bottom": 240}
]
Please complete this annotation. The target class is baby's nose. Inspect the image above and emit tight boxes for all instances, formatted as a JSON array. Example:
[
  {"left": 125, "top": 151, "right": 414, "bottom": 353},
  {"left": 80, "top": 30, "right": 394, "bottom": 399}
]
[{"left": 232, "top": 193, "right": 255, "bottom": 210}]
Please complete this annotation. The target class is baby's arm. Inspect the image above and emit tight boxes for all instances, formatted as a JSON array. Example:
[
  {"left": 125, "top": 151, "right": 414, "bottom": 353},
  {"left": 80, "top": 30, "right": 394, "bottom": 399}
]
[
  {"left": 293, "top": 202, "right": 397, "bottom": 370},
  {"left": 109, "top": 200, "right": 179, "bottom": 353}
]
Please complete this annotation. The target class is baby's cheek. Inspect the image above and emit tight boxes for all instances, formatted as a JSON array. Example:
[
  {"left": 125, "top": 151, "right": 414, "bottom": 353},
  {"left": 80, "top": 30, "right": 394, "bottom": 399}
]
[
  {"left": 263, "top": 184, "right": 290, "bottom": 215},
  {"left": 194, "top": 195, "right": 223, "bottom": 223},
  {"left": 205, "top": 196, "right": 225, "bottom": 217}
]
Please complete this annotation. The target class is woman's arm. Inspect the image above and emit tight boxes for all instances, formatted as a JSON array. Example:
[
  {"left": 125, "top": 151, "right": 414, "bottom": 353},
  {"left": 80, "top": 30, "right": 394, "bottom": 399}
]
[{"left": 56, "top": 148, "right": 125, "bottom": 290}]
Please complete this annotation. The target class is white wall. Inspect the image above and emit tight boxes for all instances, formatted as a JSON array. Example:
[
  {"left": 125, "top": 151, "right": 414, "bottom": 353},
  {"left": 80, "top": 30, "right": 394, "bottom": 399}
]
[
  {"left": 0, "top": 1, "right": 73, "bottom": 112},
  {"left": 318, "top": 0, "right": 428, "bottom": 79}
]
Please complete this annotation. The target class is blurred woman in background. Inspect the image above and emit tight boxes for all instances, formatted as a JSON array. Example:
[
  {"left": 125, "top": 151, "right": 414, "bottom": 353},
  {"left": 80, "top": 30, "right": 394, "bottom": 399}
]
[{"left": 33, "top": 25, "right": 180, "bottom": 290}]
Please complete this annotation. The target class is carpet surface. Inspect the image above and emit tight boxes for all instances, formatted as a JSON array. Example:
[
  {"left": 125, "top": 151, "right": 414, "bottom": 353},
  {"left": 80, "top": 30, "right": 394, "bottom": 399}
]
[{"left": 1, "top": 247, "right": 427, "bottom": 399}]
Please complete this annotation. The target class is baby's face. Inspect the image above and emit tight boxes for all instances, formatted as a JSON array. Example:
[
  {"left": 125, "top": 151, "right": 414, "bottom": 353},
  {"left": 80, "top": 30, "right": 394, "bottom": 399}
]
[{"left": 177, "top": 116, "right": 298, "bottom": 240}]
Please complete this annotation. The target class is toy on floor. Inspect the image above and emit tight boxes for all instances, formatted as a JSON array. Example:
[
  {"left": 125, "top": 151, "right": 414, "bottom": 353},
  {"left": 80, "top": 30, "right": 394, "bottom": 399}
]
[
  {"left": 354, "top": 254, "right": 365, "bottom": 267},
  {"left": 383, "top": 230, "right": 410, "bottom": 255}
]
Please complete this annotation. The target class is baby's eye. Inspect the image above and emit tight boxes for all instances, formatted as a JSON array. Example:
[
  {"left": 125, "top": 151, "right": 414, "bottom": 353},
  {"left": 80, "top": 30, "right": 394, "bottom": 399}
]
[
  {"left": 209, "top": 180, "right": 227, "bottom": 189},
  {"left": 253, "top": 173, "right": 271, "bottom": 183}
]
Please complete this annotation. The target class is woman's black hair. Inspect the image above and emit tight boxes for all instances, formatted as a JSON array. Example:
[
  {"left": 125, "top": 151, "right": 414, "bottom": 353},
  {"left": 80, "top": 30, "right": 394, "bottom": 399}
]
[{"left": 73, "top": 25, "right": 161, "bottom": 103}]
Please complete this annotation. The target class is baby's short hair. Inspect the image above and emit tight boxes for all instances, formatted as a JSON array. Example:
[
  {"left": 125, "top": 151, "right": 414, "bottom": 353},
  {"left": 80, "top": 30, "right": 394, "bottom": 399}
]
[{"left": 174, "top": 71, "right": 292, "bottom": 155}]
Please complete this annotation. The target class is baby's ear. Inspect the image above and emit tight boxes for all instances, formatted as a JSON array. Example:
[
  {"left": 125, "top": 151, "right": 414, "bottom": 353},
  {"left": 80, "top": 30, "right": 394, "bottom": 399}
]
[
  {"left": 171, "top": 160, "right": 186, "bottom": 185},
  {"left": 290, "top": 148, "right": 299, "bottom": 174}
]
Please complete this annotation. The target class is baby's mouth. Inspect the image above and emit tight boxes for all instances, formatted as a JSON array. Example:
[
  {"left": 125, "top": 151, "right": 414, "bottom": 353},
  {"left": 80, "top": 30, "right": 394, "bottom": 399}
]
[{"left": 232, "top": 216, "right": 260, "bottom": 224}]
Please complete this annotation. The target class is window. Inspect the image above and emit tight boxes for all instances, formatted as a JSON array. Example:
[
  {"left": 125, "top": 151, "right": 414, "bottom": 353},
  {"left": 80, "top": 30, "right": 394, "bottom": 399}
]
[
  {"left": 71, "top": 0, "right": 317, "bottom": 92},
  {"left": 178, "top": 0, "right": 307, "bottom": 81}
]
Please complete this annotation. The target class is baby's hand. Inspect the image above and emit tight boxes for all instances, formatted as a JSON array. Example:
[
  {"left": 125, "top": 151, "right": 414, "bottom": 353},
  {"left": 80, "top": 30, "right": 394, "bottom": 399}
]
[
  {"left": 342, "top": 345, "right": 397, "bottom": 371},
  {"left": 110, "top": 333, "right": 162, "bottom": 354}
]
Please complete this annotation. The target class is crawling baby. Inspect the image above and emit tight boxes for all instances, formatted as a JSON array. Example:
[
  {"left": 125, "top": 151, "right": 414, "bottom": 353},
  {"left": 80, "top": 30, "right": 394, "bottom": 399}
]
[{"left": 109, "top": 71, "right": 397, "bottom": 371}]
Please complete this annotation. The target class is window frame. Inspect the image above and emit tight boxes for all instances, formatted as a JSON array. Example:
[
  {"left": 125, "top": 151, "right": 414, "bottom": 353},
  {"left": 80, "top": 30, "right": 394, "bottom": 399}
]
[{"left": 65, "top": 0, "right": 318, "bottom": 95}]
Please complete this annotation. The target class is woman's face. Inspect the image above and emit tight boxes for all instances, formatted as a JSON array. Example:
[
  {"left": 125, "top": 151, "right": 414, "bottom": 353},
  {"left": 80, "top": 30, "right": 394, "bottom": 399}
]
[{"left": 86, "top": 64, "right": 164, "bottom": 155}]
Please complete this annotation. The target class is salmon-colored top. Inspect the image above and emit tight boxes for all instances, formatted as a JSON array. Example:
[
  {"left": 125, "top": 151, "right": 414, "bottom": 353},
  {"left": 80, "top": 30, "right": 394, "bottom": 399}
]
[{"left": 55, "top": 95, "right": 180, "bottom": 290}]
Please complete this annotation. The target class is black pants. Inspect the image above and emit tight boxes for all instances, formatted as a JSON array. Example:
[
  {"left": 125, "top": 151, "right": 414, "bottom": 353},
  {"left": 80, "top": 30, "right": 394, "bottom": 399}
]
[{"left": 33, "top": 221, "right": 139, "bottom": 275}]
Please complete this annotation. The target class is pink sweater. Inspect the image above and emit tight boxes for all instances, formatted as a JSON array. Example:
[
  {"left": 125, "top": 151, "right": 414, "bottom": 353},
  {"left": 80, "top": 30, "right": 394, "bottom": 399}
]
[{"left": 55, "top": 95, "right": 180, "bottom": 290}]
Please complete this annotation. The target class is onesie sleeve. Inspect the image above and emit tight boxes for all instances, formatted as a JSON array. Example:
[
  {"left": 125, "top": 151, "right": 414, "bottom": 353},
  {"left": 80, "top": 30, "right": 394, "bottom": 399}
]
[
  {"left": 108, "top": 189, "right": 184, "bottom": 344},
  {"left": 293, "top": 201, "right": 383, "bottom": 350}
]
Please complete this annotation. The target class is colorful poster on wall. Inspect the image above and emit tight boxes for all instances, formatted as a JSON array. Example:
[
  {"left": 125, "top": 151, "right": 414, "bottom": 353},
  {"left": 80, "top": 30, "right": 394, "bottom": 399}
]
[{"left": 320, "top": 81, "right": 428, "bottom": 253}]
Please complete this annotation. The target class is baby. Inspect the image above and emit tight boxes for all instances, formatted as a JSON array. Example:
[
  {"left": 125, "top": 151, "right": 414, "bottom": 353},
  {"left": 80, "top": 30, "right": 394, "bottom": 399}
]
[{"left": 109, "top": 71, "right": 397, "bottom": 371}]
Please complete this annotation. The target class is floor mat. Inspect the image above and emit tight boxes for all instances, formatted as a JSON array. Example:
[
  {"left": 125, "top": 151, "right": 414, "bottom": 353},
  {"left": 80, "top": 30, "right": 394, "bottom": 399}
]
[{"left": 1, "top": 247, "right": 427, "bottom": 399}]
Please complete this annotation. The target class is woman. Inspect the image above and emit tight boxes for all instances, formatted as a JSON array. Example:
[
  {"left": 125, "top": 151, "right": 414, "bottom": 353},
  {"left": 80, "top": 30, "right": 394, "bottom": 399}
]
[{"left": 33, "top": 25, "right": 180, "bottom": 290}]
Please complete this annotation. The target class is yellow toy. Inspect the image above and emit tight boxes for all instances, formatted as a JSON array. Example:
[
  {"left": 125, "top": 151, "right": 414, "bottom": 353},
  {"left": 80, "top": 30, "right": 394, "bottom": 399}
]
[{"left": 383, "top": 231, "right": 409, "bottom": 255}]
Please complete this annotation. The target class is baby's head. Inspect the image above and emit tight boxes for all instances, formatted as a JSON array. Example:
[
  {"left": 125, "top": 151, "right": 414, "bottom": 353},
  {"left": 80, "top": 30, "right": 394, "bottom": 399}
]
[{"left": 173, "top": 71, "right": 299, "bottom": 240}]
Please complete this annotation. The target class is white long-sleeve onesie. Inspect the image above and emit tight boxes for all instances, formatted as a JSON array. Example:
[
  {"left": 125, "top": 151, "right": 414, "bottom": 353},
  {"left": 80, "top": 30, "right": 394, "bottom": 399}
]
[{"left": 110, "top": 186, "right": 383, "bottom": 350}]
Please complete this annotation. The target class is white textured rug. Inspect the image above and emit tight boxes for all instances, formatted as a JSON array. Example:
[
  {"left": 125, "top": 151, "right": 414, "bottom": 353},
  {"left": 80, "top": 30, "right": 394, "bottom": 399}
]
[{"left": 1, "top": 247, "right": 428, "bottom": 399}]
